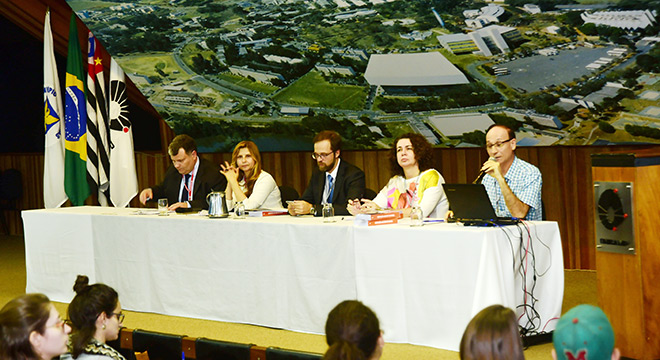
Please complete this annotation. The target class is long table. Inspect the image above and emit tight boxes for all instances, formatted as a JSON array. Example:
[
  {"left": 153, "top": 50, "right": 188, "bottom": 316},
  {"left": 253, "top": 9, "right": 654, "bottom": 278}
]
[{"left": 22, "top": 206, "right": 563, "bottom": 351}]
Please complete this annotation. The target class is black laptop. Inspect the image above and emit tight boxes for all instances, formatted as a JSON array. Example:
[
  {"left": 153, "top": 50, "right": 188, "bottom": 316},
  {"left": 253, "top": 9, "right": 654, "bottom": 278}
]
[{"left": 442, "top": 184, "right": 520, "bottom": 226}]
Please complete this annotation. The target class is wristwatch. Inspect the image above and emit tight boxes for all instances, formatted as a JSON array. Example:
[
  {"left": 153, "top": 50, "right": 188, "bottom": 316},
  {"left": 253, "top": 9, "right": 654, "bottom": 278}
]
[{"left": 310, "top": 206, "right": 317, "bottom": 216}]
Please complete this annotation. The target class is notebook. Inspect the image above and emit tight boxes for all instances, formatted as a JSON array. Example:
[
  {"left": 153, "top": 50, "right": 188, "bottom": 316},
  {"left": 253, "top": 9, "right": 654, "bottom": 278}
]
[{"left": 442, "top": 184, "right": 520, "bottom": 226}]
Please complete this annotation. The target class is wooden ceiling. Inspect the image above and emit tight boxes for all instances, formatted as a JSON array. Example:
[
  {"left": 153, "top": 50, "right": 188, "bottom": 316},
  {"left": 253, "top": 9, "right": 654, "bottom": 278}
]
[{"left": 0, "top": 0, "right": 162, "bottom": 121}]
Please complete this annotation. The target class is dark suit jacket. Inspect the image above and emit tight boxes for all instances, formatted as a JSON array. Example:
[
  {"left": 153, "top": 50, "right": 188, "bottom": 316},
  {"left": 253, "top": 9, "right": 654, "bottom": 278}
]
[
  {"left": 301, "top": 159, "right": 365, "bottom": 216},
  {"left": 150, "top": 158, "right": 226, "bottom": 210}
]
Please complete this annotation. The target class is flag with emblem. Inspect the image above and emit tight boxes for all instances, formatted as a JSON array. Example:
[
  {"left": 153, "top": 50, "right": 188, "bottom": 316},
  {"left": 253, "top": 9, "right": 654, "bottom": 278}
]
[
  {"left": 109, "top": 58, "right": 138, "bottom": 207},
  {"left": 43, "top": 10, "right": 67, "bottom": 208},
  {"left": 86, "top": 33, "right": 111, "bottom": 206},
  {"left": 64, "top": 14, "right": 90, "bottom": 206}
]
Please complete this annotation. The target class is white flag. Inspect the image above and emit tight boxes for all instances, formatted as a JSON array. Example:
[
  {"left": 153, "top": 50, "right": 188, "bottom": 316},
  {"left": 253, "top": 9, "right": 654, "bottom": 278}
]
[
  {"left": 109, "top": 58, "right": 138, "bottom": 208},
  {"left": 86, "top": 33, "right": 111, "bottom": 206},
  {"left": 43, "top": 10, "right": 68, "bottom": 208}
]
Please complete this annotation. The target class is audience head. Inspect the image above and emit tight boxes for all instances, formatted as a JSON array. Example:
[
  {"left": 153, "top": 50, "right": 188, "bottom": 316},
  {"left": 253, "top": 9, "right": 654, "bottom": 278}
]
[
  {"left": 231, "top": 141, "right": 262, "bottom": 196},
  {"left": 313, "top": 130, "right": 342, "bottom": 173},
  {"left": 323, "top": 300, "right": 383, "bottom": 360},
  {"left": 485, "top": 125, "right": 516, "bottom": 166},
  {"left": 459, "top": 304, "right": 524, "bottom": 360},
  {"left": 168, "top": 134, "right": 198, "bottom": 175},
  {"left": 68, "top": 275, "right": 123, "bottom": 357},
  {"left": 0, "top": 293, "right": 70, "bottom": 360},
  {"left": 552, "top": 305, "right": 620, "bottom": 360},
  {"left": 388, "top": 133, "right": 434, "bottom": 177}
]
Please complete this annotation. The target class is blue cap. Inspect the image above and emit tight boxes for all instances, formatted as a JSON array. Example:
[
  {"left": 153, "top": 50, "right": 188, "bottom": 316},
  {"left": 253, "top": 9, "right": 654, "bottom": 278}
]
[{"left": 553, "top": 305, "right": 615, "bottom": 360}]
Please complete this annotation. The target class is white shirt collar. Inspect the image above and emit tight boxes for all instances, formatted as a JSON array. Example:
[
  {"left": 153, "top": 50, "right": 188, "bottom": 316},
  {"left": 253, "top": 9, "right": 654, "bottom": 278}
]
[{"left": 326, "top": 158, "right": 341, "bottom": 180}]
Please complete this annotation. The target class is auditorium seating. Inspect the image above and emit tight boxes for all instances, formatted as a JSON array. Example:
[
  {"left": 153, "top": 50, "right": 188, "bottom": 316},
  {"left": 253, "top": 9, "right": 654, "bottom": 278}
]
[
  {"left": 110, "top": 328, "right": 323, "bottom": 360},
  {"left": 196, "top": 337, "right": 252, "bottom": 360},
  {"left": 264, "top": 347, "right": 322, "bottom": 360}
]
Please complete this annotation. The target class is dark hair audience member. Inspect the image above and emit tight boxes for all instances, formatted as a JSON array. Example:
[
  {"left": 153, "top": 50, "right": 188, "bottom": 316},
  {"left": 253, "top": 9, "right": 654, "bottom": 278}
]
[
  {"left": 0, "top": 293, "right": 70, "bottom": 360},
  {"left": 67, "top": 275, "right": 125, "bottom": 360},
  {"left": 323, "top": 300, "right": 383, "bottom": 360},
  {"left": 459, "top": 304, "right": 524, "bottom": 360}
]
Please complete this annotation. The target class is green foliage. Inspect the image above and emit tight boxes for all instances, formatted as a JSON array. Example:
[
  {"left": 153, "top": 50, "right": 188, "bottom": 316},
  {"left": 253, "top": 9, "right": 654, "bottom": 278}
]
[
  {"left": 508, "top": 93, "right": 559, "bottom": 116},
  {"left": 598, "top": 121, "right": 615, "bottom": 134},
  {"left": 636, "top": 54, "right": 660, "bottom": 72},
  {"left": 560, "top": 11, "right": 584, "bottom": 27},
  {"left": 190, "top": 54, "right": 224, "bottom": 75},
  {"left": 579, "top": 23, "right": 597, "bottom": 36},
  {"left": 625, "top": 124, "right": 660, "bottom": 140},
  {"left": 462, "top": 130, "right": 486, "bottom": 146},
  {"left": 378, "top": 84, "right": 502, "bottom": 113},
  {"left": 489, "top": 113, "right": 523, "bottom": 131}
]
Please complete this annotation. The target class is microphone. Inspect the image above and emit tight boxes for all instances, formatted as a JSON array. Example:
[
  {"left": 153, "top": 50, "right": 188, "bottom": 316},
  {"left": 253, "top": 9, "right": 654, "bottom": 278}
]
[{"left": 473, "top": 157, "right": 496, "bottom": 184}]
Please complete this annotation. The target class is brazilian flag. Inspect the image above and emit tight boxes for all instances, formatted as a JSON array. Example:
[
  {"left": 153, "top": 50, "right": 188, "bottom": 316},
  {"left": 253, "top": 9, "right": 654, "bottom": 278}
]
[{"left": 64, "top": 14, "right": 90, "bottom": 205}]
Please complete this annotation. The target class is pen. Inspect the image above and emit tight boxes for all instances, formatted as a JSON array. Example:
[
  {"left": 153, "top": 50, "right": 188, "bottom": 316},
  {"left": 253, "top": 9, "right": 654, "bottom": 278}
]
[{"left": 423, "top": 219, "right": 445, "bottom": 223}]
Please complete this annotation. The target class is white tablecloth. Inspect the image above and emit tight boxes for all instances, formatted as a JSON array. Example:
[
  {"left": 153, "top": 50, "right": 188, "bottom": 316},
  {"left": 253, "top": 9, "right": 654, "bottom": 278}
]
[{"left": 22, "top": 207, "right": 563, "bottom": 351}]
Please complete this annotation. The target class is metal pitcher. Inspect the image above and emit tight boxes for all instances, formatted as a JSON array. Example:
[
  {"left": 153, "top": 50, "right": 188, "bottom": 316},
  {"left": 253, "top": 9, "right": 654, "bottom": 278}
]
[{"left": 206, "top": 191, "right": 229, "bottom": 218}]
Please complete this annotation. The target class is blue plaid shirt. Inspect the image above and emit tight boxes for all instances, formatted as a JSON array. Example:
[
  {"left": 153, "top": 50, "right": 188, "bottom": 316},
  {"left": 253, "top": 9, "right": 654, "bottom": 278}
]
[{"left": 482, "top": 156, "right": 542, "bottom": 221}]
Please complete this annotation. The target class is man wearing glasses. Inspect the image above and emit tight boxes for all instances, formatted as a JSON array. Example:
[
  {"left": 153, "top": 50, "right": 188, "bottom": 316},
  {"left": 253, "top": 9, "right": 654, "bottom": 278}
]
[
  {"left": 288, "top": 130, "right": 365, "bottom": 216},
  {"left": 479, "top": 124, "right": 542, "bottom": 220}
]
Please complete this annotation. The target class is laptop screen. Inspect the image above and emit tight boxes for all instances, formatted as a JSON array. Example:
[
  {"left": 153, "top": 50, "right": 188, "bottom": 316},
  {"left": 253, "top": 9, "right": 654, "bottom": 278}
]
[{"left": 442, "top": 184, "right": 499, "bottom": 221}]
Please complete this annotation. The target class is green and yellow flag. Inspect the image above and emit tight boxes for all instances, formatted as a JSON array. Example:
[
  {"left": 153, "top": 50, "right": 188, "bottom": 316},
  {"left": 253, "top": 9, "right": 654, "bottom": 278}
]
[{"left": 64, "top": 14, "right": 90, "bottom": 205}]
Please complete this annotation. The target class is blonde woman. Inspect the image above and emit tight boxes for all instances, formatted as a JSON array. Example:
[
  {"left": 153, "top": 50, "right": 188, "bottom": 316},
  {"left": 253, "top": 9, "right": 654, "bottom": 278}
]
[{"left": 220, "top": 141, "right": 282, "bottom": 210}]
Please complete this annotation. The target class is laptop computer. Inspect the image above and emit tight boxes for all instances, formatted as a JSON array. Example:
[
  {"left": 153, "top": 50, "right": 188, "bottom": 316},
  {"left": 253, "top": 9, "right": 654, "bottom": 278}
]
[{"left": 442, "top": 184, "right": 520, "bottom": 226}]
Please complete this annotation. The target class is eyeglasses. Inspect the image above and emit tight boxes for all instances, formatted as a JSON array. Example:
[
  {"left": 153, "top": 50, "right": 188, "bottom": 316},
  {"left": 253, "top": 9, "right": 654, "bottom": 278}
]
[
  {"left": 311, "top": 152, "right": 334, "bottom": 160},
  {"left": 486, "top": 138, "right": 513, "bottom": 150},
  {"left": 110, "top": 312, "right": 125, "bottom": 323},
  {"left": 49, "top": 318, "right": 72, "bottom": 330}
]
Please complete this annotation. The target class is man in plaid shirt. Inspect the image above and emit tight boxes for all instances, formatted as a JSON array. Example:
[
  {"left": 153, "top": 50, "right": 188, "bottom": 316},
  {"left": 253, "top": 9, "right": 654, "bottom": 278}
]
[{"left": 480, "top": 124, "right": 543, "bottom": 221}]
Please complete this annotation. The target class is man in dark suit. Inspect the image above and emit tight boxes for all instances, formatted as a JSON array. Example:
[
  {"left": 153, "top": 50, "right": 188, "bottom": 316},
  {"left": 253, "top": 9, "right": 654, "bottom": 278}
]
[
  {"left": 139, "top": 134, "right": 226, "bottom": 210},
  {"left": 288, "top": 130, "right": 365, "bottom": 216}
]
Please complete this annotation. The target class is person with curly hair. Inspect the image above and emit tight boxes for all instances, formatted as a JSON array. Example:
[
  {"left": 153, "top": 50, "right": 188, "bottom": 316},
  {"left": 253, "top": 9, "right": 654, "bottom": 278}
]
[
  {"left": 0, "top": 293, "right": 71, "bottom": 360},
  {"left": 347, "top": 133, "right": 448, "bottom": 218},
  {"left": 66, "top": 275, "right": 125, "bottom": 360}
]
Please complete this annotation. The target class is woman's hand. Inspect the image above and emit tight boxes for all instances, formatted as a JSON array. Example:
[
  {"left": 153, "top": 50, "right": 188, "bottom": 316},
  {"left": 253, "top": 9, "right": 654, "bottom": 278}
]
[
  {"left": 347, "top": 199, "right": 363, "bottom": 216},
  {"left": 359, "top": 199, "right": 380, "bottom": 213},
  {"left": 220, "top": 161, "right": 239, "bottom": 183},
  {"left": 347, "top": 199, "right": 380, "bottom": 215}
]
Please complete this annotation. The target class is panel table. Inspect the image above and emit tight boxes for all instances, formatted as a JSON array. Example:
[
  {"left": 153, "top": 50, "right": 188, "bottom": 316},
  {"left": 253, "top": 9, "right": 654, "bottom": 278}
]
[{"left": 22, "top": 207, "right": 563, "bottom": 351}]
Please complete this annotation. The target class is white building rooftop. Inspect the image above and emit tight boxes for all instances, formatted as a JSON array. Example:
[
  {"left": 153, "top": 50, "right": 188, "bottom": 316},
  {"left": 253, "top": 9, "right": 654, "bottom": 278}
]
[
  {"left": 364, "top": 52, "right": 469, "bottom": 86},
  {"left": 427, "top": 113, "right": 493, "bottom": 137}
]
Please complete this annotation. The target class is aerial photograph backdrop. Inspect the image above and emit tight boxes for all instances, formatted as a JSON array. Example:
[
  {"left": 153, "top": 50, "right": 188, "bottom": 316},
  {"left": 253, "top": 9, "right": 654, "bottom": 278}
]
[{"left": 66, "top": 0, "right": 660, "bottom": 151}]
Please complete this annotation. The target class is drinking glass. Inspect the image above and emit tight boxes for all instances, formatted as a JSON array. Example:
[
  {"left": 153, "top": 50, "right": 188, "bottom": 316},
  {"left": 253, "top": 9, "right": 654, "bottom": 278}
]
[
  {"left": 322, "top": 203, "right": 335, "bottom": 223},
  {"left": 158, "top": 198, "right": 169, "bottom": 216},
  {"left": 410, "top": 206, "right": 423, "bottom": 227}
]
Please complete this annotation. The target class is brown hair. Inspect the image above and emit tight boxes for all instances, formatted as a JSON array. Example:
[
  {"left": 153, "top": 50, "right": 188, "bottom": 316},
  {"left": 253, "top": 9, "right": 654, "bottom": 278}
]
[
  {"left": 0, "top": 293, "right": 52, "bottom": 360},
  {"left": 389, "top": 133, "right": 435, "bottom": 177},
  {"left": 231, "top": 141, "right": 263, "bottom": 197},
  {"left": 168, "top": 134, "right": 197, "bottom": 157},
  {"left": 68, "top": 275, "right": 119, "bottom": 358},
  {"left": 313, "top": 130, "right": 342, "bottom": 152},
  {"left": 323, "top": 300, "right": 380, "bottom": 360},
  {"left": 459, "top": 305, "right": 524, "bottom": 360}
]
